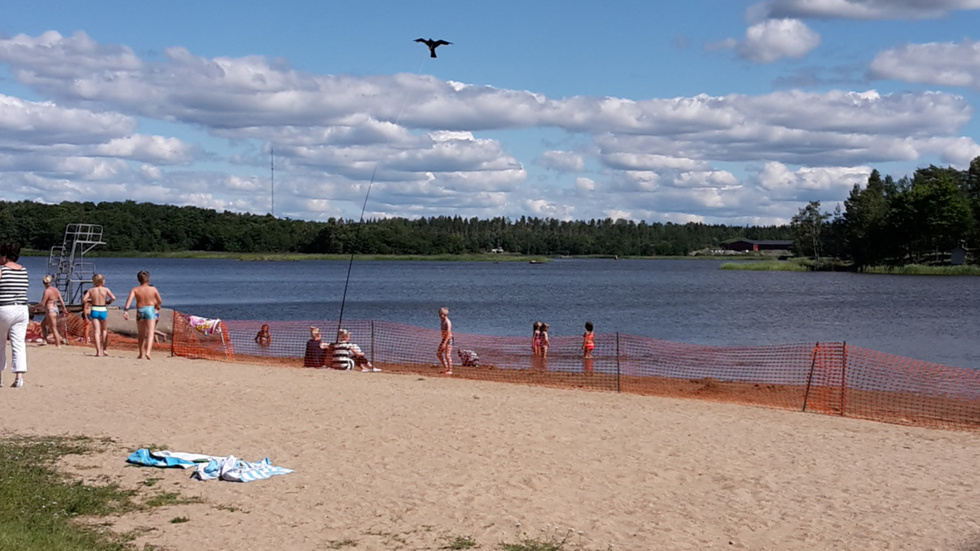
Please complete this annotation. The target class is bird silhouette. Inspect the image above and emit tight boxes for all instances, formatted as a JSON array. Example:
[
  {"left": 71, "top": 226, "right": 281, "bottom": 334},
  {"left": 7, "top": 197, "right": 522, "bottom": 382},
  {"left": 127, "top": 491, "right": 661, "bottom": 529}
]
[{"left": 415, "top": 38, "right": 452, "bottom": 58}]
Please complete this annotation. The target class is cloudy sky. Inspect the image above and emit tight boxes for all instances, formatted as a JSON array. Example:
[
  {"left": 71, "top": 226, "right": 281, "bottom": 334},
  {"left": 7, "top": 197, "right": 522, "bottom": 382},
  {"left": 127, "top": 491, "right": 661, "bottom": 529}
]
[{"left": 2, "top": 0, "right": 980, "bottom": 225}]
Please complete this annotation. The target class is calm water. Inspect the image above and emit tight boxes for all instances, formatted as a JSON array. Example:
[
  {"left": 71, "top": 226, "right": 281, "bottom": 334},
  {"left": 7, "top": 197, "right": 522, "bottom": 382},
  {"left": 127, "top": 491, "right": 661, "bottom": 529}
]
[{"left": 19, "top": 256, "right": 980, "bottom": 369}]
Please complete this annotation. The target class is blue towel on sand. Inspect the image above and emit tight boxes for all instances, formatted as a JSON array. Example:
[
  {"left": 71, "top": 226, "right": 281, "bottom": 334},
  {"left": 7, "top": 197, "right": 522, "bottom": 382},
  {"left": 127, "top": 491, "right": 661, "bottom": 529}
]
[
  {"left": 127, "top": 448, "right": 200, "bottom": 468},
  {"left": 127, "top": 448, "right": 293, "bottom": 482}
]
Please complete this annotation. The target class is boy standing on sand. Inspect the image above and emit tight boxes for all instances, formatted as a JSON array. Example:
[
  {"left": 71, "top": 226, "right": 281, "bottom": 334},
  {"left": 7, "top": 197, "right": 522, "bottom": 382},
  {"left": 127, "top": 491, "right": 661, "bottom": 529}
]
[
  {"left": 438, "top": 307, "right": 453, "bottom": 375},
  {"left": 82, "top": 274, "right": 116, "bottom": 357},
  {"left": 123, "top": 271, "right": 163, "bottom": 360}
]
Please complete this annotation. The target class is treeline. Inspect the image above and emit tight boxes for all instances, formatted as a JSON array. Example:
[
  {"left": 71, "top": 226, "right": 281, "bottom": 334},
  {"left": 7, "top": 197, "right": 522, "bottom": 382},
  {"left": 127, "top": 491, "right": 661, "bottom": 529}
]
[
  {"left": 0, "top": 200, "right": 788, "bottom": 256},
  {"left": 791, "top": 157, "right": 980, "bottom": 267}
]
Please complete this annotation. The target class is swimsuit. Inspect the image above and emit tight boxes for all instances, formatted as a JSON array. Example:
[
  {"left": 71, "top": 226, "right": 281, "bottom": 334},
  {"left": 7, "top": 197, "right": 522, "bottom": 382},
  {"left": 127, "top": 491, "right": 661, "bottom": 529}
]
[
  {"left": 137, "top": 305, "right": 157, "bottom": 320},
  {"left": 90, "top": 306, "right": 108, "bottom": 320},
  {"left": 584, "top": 332, "right": 595, "bottom": 350}
]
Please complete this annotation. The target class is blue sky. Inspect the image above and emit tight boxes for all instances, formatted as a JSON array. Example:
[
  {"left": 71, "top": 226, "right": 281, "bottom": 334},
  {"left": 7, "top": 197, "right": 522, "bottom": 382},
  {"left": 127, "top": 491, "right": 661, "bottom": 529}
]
[{"left": 2, "top": 0, "right": 980, "bottom": 225}]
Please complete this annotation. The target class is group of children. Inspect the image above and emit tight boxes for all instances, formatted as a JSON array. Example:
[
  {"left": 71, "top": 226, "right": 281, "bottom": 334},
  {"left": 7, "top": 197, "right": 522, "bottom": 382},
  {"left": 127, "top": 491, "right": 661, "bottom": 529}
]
[
  {"left": 76, "top": 270, "right": 163, "bottom": 360},
  {"left": 532, "top": 321, "right": 551, "bottom": 357},
  {"left": 532, "top": 320, "right": 595, "bottom": 358}
]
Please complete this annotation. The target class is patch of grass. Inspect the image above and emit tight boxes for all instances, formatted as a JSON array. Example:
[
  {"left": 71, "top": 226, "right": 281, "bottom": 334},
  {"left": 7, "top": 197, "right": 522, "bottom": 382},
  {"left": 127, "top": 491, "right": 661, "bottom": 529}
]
[
  {"left": 719, "top": 260, "right": 809, "bottom": 271},
  {"left": 324, "top": 538, "right": 358, "bottom": 549},
  {"left": 0, "top": 435, "right": 138, "bottom": 550},
  {"left": 862, "top": 264, "right": 980, "bottom": 276},
  {"left": 169, "top": 516, "right": 189, "bottom": 524},
  {"left": 443, "top": 534, "right": 478, "bottom": 549},
  {"left": 500, "top": 530, "right": 573, "bottom": 551},
  {"left": 143, "top": 491, "right": 202, "bottom": 508},
  {"left": 215, "top": 503, "right": 246, "bottom": 513},
  {"left": 0, "top": 435, "right": 206, "bottom": 551}
]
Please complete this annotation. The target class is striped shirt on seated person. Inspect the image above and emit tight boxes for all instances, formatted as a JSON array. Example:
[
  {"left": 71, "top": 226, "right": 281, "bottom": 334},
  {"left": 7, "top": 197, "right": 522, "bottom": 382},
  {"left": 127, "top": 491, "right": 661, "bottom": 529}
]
[{"left": 331, "top": 329, "right": 380, "bottom": 372}]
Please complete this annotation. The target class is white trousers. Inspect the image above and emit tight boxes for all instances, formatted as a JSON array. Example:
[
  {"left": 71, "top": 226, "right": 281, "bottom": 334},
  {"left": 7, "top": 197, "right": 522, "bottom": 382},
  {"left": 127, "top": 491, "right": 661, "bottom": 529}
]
[{"left": 0, "top": 304, "right": 28, "bottom": 373}]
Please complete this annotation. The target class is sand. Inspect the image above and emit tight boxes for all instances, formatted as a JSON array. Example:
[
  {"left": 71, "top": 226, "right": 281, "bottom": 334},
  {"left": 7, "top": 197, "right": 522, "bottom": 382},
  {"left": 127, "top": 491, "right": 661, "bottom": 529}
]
[{"left": 2, "top": 343, "right": 980, "bottom": 551}]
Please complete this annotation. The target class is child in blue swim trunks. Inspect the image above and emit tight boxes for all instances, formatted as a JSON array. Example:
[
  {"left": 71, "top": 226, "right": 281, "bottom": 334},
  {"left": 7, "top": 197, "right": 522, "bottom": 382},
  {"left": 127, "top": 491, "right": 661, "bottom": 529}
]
[
  {"left": 123, "top": 270, "right": 163, "bottom": 360},
  {"left": 82, "top": 274, "right": 116, "bottom": 357}
]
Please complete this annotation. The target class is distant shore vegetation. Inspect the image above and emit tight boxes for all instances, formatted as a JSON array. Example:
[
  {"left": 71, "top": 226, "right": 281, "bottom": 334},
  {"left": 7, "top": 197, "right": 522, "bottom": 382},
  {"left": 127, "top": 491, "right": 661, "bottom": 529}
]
[
  {"left": 0, "top": 199, "right": 788, "bottom": 258},
  {"left": 3, "top": 156, "right": 979, "bottom": 271}
]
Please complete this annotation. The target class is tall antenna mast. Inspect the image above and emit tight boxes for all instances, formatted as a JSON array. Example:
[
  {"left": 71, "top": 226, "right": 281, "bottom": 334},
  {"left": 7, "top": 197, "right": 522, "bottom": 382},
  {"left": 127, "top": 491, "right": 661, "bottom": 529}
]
[{"left": 270, "top": 146, "right": 275, "bottom": 217}]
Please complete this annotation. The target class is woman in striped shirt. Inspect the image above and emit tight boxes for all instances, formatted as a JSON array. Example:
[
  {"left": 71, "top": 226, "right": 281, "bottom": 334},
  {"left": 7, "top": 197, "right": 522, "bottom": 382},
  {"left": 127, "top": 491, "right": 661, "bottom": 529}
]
[{"left": 0, "top": 242, "right": 29, "bottom": 387}]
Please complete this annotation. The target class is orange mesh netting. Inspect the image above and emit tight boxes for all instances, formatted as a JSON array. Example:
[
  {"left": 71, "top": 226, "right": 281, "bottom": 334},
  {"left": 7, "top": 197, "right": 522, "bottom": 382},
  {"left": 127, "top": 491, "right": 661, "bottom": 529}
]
[
  {"left": 170, "top": 311, "right": 980, "bottom": 432},
  {"left": 61, "top": 311, "right": 141, "bottom": 350}
]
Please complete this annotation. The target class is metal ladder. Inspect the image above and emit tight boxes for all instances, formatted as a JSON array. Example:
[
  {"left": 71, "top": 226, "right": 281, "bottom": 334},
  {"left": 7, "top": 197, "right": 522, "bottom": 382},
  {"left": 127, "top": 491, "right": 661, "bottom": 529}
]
[{"left": 46, "top": 224, "right": 107, "bottom": 306}]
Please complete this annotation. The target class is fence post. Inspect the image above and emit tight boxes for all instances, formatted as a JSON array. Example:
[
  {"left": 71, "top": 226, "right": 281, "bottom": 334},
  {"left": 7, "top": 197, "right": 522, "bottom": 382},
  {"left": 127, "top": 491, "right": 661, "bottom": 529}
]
[
  {"left": 840, "top": 341, "right": 847, "bottom": 417},
  {"left": 616, "top": 332, "right": 621, "bottom": 393},
  {"left": 803, "top": 342, "right": 819, "bottom": 412}
]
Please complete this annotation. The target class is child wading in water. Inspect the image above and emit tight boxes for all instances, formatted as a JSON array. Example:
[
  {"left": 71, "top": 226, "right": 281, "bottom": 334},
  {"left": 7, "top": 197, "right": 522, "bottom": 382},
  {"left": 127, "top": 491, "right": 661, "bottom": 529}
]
[
  {"left": 82, "top": 274, "right": 116, "bottom": 357},
  {"left": 531, "top": 321, "right": 542, "bottom": 356},
  {"left": 540, "top": 323, "right": 551, "bottom": 358},
  {"left": 254, "top": 324, "right": 271, "bottom": 347},
  {"left": 581, "top": 321, "right": 595, "bottom": 358},
  {"left": 123, "top": 270, "right": 163, "bottom": 360}
]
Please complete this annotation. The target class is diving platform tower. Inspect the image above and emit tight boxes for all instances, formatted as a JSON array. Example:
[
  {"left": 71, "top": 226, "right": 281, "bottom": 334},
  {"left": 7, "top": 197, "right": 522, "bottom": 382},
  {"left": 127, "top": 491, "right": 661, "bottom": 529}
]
[{"left": 47, "top": 224, "right": 106, "bottom": 306}]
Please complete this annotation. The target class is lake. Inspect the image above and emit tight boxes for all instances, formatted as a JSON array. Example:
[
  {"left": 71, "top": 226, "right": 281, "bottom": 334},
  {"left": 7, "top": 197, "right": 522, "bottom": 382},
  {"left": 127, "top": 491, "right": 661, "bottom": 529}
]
[{"left": 18, "top": 256, "right": 980, "bottom": 370}]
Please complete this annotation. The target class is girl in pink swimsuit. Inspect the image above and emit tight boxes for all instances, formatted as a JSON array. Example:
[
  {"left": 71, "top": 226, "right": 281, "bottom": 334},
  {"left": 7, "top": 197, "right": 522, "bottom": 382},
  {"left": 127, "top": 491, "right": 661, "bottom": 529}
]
[
  {"left": 532, "top": 321, "right": 542, "bottom": 356},
  {"left": 582, "top": 321, "right": 595, "bottom": 358}
]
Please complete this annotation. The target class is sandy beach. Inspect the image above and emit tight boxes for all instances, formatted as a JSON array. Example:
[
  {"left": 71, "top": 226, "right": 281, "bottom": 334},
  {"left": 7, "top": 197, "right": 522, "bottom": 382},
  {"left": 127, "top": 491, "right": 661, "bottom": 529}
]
[{"left": 2, "top": 344, "right": 980, "bottom": 550}]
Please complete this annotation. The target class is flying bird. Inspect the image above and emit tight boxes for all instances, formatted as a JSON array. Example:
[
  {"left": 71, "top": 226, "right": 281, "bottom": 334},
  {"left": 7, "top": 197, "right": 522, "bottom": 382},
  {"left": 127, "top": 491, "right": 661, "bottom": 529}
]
[{"left": 415, "top": 38, "right": 451, "bottom": 58}]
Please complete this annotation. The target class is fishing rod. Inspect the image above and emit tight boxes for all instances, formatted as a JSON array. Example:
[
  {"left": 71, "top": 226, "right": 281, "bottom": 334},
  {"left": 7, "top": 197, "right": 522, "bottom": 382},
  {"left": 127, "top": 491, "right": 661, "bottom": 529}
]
[{"left": 335, "top": 49, "right": 437, "bottom": 336}]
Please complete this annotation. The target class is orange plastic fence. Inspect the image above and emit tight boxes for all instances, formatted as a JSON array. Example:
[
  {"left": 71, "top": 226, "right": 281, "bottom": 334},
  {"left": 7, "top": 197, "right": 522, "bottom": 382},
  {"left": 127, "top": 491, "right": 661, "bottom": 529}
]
[
  {"left": 37, "top": 311, "right": 141, "bottom": 350},
  {"left": 170, "top": 311, "right": 980, "bottom": 432}
]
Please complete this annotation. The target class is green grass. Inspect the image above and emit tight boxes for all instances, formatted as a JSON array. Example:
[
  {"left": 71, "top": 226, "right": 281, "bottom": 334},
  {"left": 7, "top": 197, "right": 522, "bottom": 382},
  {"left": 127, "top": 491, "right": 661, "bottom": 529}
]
[
  {"left": 499, "top": 534, "right": 571, "bottom": 551},
  {"left": 443, "top": 535, "right": 478, "bottom": 549},
  {"left": 325, "top": 538, "right": 359, "bottom": 549},
  {"left": 0, "top": 435, "right": 207, "bottom": 551},
  {"left": 0, "top": 435, "right": 138, "bottom": 551},
  {"left": 143, "top": 491, "right": 202, "bottom": 508},
  {"left": 862, "top": 264, "right": 980, "bottom": 276},
  {"left": 719, "top": 259, "right": 809, "bottom": 271}
]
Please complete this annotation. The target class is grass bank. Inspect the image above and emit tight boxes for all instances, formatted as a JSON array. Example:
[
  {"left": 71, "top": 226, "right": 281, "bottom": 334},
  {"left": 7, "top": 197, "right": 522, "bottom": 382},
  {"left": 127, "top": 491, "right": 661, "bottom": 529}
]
[
  {"left": 719, "top": 259, "right": 810, "bottom": 272},
  {"left": 0, "top": 435, "right": 203, "bottom": 551},
  {"left": 862, "top": 264, "right": 980, "bottom": 276},
  {"left": 0, "top": 435, "right": 137, "bottom": 550}
]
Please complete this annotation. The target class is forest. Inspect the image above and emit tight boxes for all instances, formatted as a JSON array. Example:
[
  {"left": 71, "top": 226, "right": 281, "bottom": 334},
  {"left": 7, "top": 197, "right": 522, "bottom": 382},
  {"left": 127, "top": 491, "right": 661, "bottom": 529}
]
[
  {"left": 0, "top": 199, "right": 787, "bottom": 257},
  {"left": 0, "top": 157, "right": 977, "bottom": 266},
  {"left": 792, "top": 157, "right": 980, "bottom": 268}
]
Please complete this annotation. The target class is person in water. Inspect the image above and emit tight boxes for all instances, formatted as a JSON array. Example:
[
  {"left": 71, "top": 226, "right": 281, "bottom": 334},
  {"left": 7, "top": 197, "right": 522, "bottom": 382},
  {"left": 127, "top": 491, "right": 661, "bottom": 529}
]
[{"left": 254, "top": 324, "right": 271, "bottom": 347}]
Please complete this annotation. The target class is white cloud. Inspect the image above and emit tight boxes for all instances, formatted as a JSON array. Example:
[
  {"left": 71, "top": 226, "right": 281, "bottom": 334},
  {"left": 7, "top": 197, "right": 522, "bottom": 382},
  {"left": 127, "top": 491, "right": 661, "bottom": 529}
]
[
  {"left": 737, "top": 19, "right": 822, "bottom": 63},
  {"left": 754, "top": 0, "right": 980, "bottom": 20},
  {"left": 756, "top": 162, "right": 869, "bottom": 200},
  {"left": 0, "top": 93, "right": 135, "bottom": 145},
  {"left": 576, "top": 177, "right": 596, "bottom": 192},
  {"left": 870, "top": 40, "right": 980, "bottom": 90},
  {"left": 94, "top": 135, "right": 196, "bottom": 164}
]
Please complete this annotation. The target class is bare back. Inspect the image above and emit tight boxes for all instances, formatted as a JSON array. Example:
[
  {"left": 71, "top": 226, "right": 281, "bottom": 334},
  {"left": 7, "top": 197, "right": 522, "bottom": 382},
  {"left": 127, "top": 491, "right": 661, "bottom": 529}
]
[
  {"left": 86, "top": 286, "right": 115, "bottom": 307},
  {"left": 132, "top": 285, "right": 162, "bottom": 308},
  {"left": 42, "top": 286, "right": 63, "bottom": 308}
]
